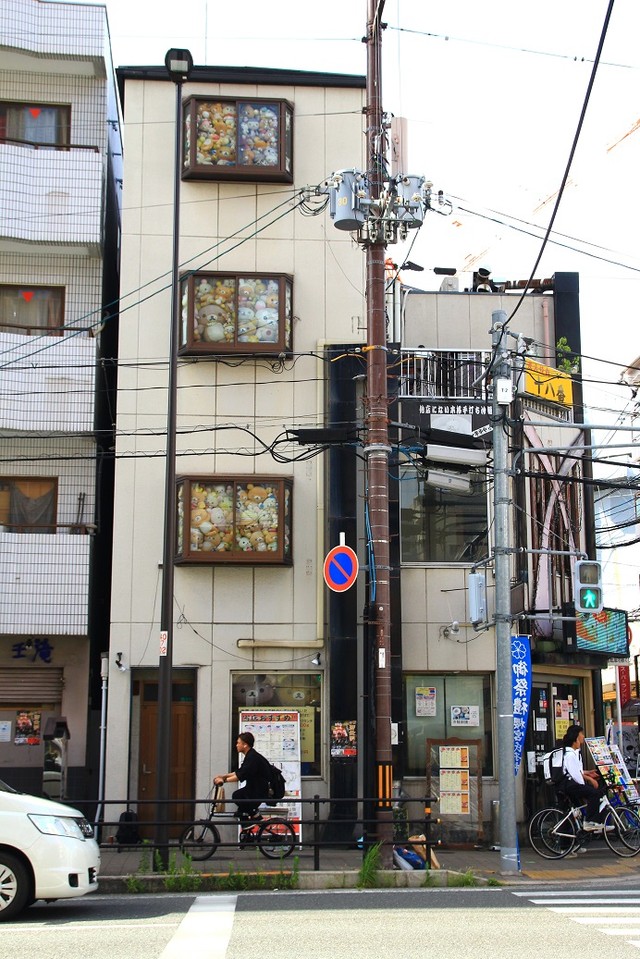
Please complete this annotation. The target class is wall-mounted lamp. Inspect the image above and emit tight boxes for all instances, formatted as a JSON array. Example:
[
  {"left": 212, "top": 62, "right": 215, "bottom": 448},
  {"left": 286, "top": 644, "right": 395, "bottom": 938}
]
[
  {"left": 311, "top": 653, "right": 322, "bottom": 667},
  {"left": 115, "top": 652, "right": 127, "bottom": 672}
]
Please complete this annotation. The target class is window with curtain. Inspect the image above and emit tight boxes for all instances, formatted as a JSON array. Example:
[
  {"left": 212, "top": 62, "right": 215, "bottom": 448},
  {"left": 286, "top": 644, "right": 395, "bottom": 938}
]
[
  {"left": 0, "top": 479, "right": 57, "bottom": 533},
  {"left": 0, "top": 102, "right": 70, "bottom": 147},
  {"left": 0, "top": 286, "right": 64, "bottom": 335}
]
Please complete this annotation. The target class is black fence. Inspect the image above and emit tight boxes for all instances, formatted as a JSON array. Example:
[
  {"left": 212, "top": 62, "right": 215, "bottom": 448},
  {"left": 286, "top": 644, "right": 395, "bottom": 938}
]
[{"left": 93, "top": 794, "right": 440, "bottom": 872}]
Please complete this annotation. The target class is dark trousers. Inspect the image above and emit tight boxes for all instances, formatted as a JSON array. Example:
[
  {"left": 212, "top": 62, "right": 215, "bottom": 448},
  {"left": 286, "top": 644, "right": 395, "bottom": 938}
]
[
  {"left": 562, "top": 779, "right": 601, "bottom": 821},
  {"left": 232, "top": 785, "right": 261, "bottom": 819}
]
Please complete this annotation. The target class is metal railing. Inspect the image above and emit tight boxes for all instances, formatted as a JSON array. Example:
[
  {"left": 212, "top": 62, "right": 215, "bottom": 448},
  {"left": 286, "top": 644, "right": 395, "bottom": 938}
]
[
  {"left": 399, "top": 349, "right": 491, "bottom": 401},
  {"left": 90, "top": 795, "right": 440, "bottom": 872}
]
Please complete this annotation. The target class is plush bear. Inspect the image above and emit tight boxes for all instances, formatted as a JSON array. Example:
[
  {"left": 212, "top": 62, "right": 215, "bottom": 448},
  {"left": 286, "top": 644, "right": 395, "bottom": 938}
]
[{"left": 246, "top": 485, "right": 269, "bottom": 505}]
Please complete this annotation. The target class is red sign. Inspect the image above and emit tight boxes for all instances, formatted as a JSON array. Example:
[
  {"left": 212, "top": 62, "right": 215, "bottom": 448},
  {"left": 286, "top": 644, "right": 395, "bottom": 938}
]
[
  {"left": 618, "top": 664, "right": 632, "bottom": 708},
  {"left": 323, "top": 544, "right": 359, "bottom": 593}
]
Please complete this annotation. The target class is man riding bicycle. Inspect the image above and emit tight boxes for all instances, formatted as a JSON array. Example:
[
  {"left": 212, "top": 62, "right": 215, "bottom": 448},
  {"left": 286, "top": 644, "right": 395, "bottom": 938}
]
[{"left": 214, "top": 731, "right": 272, "bottom": 821}]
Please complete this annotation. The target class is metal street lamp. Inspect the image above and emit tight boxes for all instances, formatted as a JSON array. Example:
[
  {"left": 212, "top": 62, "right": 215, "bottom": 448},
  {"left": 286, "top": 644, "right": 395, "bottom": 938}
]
[{"left": 156, "top": 47, "right": 193, "bottom": 869}]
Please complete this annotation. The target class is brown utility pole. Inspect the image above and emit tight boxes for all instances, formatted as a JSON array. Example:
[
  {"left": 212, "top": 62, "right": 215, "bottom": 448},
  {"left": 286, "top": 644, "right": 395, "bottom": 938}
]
[{"left": 364, "top": 0, "right": 394, "bottom": 860}]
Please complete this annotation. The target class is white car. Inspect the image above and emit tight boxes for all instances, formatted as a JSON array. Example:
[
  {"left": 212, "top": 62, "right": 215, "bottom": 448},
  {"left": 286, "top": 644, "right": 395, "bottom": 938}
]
[{"left": 0, "top": 778, "right": 100, "bottom": 921}]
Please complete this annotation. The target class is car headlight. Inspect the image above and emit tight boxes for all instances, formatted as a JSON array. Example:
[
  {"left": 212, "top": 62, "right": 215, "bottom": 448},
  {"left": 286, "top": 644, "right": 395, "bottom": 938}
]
[{"left": 28, "top": 814, "right": 85, "bottom": 840}]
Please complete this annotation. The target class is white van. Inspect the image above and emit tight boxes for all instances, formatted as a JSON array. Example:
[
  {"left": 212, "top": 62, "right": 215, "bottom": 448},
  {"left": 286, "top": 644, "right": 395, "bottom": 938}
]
[{"left": 0, "top": 777, "right": 99, "bottom": 921}]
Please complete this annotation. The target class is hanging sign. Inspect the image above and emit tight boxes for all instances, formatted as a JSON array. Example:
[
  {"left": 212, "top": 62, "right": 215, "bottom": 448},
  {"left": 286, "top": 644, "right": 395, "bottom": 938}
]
[{"left": 511, "top": 635, "right": 532, "bottom": 776}]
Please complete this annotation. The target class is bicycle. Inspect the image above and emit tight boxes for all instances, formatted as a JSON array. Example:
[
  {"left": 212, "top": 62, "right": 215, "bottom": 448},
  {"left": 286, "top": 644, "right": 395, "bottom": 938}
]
[
  {"left": 179, "top": 791, "right": 296, "bottom": 861},
  {"left": 528, "top": 782, "right": 640, "bottom": 859}
]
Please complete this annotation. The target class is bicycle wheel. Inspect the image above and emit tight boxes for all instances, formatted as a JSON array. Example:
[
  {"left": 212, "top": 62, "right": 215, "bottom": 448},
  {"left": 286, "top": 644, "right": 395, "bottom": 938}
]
[
  {"left": 604, "top": 806, "right": 640, "bottom": 857},
  {"left": 528, "top": 807, "right": 576, "bottom": 859},
  {"left": 257, "top": 819, "right": 296, "bottom": 859},
  {"left": 179, "top": 820, "right": 220, "bottom": 861}
]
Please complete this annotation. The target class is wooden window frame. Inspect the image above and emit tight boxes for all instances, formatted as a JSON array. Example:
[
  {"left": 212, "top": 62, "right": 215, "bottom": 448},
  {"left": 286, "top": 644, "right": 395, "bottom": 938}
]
[
  {"left": 176, "top": 476, "right": 293, "bottom": 566},
  {"left": 179, "top": 271, "right": 293, "bottom": 356},
  {"left": 182, "top": 96, "right": 293, "bottom": 183}
]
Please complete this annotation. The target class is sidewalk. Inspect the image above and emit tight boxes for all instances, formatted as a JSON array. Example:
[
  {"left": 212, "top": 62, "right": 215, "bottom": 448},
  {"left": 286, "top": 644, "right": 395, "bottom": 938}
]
[{"left": 98, "top": 839, "right": 640, "bottom": 890}]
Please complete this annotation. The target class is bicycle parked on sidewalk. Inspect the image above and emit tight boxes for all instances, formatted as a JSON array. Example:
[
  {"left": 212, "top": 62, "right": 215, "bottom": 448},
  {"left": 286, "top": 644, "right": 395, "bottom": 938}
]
[
  {"left": 528, "top": 780, "right": 640, "bottom": 859},
  {"left": 179, "top": 788, "right": 296, "bottom": 861}
]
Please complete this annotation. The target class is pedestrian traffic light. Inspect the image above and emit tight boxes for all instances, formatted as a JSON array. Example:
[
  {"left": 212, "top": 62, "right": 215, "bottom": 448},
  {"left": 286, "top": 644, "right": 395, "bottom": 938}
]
[{"left": 574, "top": 560, "right": 603, "bottom": 614}]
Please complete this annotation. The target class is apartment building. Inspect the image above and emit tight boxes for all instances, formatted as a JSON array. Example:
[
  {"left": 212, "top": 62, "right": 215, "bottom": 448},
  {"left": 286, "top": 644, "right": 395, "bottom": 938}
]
[
  {"left": 0, "top": 0, "right": 121, "bottom": 801},
  {"left": 105, "top": 62, "right": 367, "bottom": 828}
]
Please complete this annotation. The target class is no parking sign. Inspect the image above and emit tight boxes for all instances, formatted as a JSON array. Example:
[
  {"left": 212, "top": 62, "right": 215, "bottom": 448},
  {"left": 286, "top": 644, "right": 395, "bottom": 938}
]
[{"left": 323, "top": 543, "right": 359, "bottom": 593}]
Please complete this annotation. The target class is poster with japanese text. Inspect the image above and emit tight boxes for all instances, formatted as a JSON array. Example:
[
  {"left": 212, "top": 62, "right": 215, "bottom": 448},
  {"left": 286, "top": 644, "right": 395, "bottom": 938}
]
[
  {"left": 439, "top": 745, "right": 469, "bottom": 769},
  {"left": 416, "top": 686, "right": 437, "bottom": 717},
  {"left": 239, "top": 709, "right": 302, "bottom": 838}
]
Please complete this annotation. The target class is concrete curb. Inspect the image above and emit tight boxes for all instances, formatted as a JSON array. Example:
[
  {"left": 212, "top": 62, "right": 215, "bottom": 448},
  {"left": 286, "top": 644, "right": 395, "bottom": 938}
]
[{"left": 97, "top": 868, "right": 490, "bottom": 894}]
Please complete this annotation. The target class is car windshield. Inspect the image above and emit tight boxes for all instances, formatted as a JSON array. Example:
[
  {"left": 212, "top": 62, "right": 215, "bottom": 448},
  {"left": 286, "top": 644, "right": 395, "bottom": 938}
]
[{"left": 0, "top": 778, "right": 19, "bottom": 793}]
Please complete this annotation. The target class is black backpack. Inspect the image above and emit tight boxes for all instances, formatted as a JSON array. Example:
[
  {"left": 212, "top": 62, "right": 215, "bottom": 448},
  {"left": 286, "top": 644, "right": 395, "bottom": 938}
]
[
  {"left": 115, "top": 809, "right": 141, "bottom": 845},
  {"left": 266, "top": 764, "right": 286, "bottom": 805}
]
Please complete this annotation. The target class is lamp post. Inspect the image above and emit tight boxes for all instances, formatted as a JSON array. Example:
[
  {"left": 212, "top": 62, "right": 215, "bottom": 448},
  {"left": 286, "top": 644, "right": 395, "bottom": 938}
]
[{"left": 156, "top": 47, "right": 193, "bottom": 869}]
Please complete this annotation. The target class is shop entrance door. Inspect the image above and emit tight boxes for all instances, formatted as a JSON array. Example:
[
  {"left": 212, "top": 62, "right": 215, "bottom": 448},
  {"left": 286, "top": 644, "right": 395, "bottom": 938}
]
[
  {"left": 524, "top": 678, "right": 582, "bottom": 815},
  {"left": 137, "top": 675, "right": 195, "bottom": 837}
]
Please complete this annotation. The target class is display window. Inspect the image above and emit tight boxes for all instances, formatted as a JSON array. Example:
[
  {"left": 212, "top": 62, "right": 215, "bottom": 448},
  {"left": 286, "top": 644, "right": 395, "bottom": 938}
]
[
  {"left": 404, "top": 673, "right": 493, "bottom": 777},
  {"left": 182, "top": 97, "right": 293, "bottom": 182},
  {"left": 231, "top": 672, "right": 321, "bottom": 776},
  {"left": 179, "top": 272, "right": 293, "bottom": 355},
  {"left": 176, "top": 476, "right": 292, "bottom": 565}
]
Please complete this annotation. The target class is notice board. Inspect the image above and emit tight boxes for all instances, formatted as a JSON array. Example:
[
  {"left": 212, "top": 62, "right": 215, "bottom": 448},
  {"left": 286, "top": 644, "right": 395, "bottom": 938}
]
[{"left": 427, "top": 737, "right": 484, "bottom": 841}]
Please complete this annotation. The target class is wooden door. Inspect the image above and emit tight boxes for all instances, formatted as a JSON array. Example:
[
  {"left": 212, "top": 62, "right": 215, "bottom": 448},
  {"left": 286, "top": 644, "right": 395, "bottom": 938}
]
[{"left": 138, "top": 678, "right": 195, "bottom": 837}]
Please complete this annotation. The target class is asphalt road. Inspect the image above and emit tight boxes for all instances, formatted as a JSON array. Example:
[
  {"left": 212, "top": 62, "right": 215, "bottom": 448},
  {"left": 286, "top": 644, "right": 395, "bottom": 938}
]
[{"left": 4, "top": 884, "right": 640, "bottom": 959}]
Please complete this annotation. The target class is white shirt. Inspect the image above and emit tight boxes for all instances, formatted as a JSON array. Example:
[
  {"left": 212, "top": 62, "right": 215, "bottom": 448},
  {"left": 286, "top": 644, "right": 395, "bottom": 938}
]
[{"left": 563, "top": 746, "right": 585, "bottom": 785}]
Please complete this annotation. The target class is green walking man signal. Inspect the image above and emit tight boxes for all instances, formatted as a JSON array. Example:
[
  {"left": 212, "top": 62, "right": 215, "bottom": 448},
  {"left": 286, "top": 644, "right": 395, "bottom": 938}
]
[{"left": 574, "top": 560, "right": 603, "bottom": 614}]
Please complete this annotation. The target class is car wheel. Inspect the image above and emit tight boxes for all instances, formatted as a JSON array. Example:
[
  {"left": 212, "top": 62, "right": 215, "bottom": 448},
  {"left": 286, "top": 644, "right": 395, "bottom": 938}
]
[{"left": 0, "top": 851, "right": 31, "bottom": 921}]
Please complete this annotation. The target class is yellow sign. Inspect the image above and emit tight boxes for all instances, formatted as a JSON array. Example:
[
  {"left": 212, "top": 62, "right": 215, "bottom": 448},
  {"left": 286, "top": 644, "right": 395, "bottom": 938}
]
[{"left": 524, "top": 359, "right": 573, "bottom": 407}]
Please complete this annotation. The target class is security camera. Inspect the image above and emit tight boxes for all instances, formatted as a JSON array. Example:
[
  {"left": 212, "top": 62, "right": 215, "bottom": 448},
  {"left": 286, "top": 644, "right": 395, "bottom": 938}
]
[{"left": 115, "top": 652, "right": 126, "bottom": 672}]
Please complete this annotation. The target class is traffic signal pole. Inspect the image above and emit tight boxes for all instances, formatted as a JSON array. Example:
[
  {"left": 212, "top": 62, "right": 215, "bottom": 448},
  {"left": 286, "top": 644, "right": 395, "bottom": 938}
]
[{"left": 364, "top": 0, "right": 394, "bottom": 859}]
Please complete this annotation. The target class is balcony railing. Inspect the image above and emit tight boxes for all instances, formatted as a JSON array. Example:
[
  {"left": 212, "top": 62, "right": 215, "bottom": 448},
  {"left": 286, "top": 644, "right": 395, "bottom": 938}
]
[
  {"left": 0, "top": 143, "right": 103, "bottom": 249},
  {"left": 0, "top": 528, "right": 91, "bottom": 634},
  {"left": 398, "top": 349, "right": 491, "bottom": 401},
  {"left": 0, "top": 331, "right": 97, "bottom": 432}
]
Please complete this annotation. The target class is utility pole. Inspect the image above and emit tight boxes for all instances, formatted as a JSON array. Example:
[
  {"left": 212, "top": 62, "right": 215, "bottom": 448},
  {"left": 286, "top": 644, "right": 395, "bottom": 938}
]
[
  {"left": 322, "top": 0, "right": 446, "bottom": 862},
  {"left": 491, "top": 310, "right": 520, "bottom": 875},
  {"left": 364, "top": 0, "right": 394, "bottom": 856}
]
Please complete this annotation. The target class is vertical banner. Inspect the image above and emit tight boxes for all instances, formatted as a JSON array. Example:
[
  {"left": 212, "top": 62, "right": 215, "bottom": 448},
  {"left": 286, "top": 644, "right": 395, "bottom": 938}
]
[
  {"left": 511, "top": 636, "right": 532, "bottom": 776},
  {"left": 617, "top": 665, "right": 631, "bottom": 709}
]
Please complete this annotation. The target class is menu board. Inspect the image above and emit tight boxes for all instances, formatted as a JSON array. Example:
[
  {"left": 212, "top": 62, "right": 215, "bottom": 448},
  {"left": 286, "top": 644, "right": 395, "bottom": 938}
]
[{"left": 585, "top": 735, "right": 640, "bottom": 804}]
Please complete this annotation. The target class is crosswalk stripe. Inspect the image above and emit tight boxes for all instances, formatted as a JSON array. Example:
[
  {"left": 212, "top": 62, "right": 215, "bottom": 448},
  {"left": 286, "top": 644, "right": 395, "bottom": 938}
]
[
  {"left": 530, "top": 898, "right": 640, "bottom": 905},
  {"left": 159, "top": 895, "right": 238, "bottom": 959},
  {"left": 512, "top": 889, "right": 640, "bottom": 951},
  {"left": 548, "top": 907, "right": 640, "bottom": 913}
]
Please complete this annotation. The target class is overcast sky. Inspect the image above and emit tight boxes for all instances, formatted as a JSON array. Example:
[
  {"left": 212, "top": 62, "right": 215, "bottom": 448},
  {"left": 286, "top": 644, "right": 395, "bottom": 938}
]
[{"left": 92, "top": 0, "right": 640, "bottom": 433}]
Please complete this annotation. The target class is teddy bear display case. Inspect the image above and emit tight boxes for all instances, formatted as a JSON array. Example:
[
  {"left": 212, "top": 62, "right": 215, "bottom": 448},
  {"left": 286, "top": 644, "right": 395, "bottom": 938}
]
[
  {"left": 179, "top": 271, "right": 293, "bottom": 354},
  {"left": 176, "top": 476, "right": 292, "bottom": 565},
  {"left": 182, "top": 96, "right": 293, "bottom": 182}
]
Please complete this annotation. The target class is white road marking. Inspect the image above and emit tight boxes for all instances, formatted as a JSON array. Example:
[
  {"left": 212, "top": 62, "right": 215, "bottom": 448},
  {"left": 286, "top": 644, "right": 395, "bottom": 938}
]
[
  {"left": 530, "top": 898, "right": 640, "bottom": 905},
  {"left": 159, "top": 895, "right": 238, "bottom": 959},
  {"left": 513, "top": 888, "right": 640, "bottom": 951}
]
